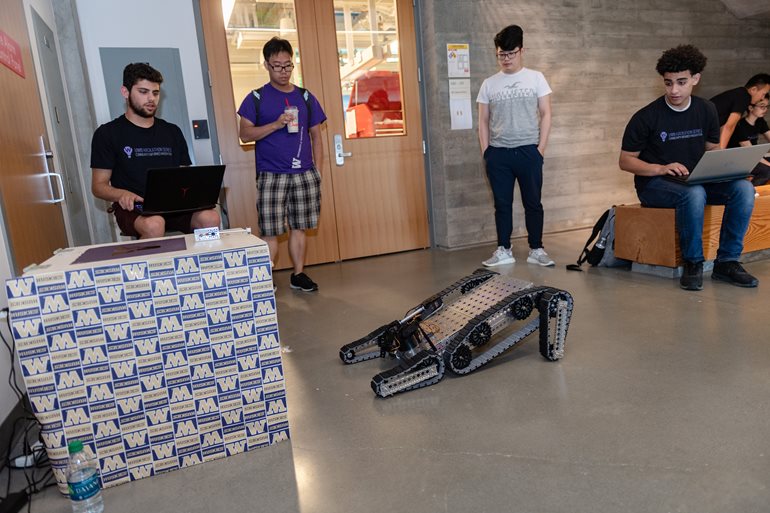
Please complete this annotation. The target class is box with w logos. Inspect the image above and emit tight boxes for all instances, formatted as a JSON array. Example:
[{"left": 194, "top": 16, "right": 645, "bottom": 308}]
[{"left": 5, "top": 230, "right": 286, "bottom": 494}]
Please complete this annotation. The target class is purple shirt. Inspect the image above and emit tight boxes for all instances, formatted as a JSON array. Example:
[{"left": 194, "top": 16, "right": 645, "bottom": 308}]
[{"left": 237, "top": 83, "right": 326, "bottom": 174}]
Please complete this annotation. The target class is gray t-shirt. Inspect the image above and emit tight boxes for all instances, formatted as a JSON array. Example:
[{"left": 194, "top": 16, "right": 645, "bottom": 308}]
[{"left": 477, "top": 67, "right": 552, "bottom": 148}]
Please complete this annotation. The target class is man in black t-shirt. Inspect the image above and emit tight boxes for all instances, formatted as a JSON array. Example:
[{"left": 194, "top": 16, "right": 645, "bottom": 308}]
[
  {"left": 709, "top": 73, "right": 770, "bottom": 149},
  {"left": 91, "top": 63, "right": 220, "bottom": 239},
  {"left": 727, "top": 94, "right": 770, "bottom": 186},
  {"left": 619, "top": 45, "right": 758, "bottom": 291}
]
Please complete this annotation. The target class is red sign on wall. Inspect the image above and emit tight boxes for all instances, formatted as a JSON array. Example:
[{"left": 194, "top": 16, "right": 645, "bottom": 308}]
[{"left": 0, "top": 29, "right": 25, "bottom": 78}]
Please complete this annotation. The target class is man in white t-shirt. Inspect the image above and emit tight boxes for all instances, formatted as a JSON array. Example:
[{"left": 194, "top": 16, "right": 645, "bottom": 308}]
[{"left": 477, "top": 24, "right": 554, "bottom": 267}]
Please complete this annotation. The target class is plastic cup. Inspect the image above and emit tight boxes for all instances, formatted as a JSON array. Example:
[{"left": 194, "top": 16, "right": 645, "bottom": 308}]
[{"left": 285, "top": 106, "right": 299, "bottom": 133}]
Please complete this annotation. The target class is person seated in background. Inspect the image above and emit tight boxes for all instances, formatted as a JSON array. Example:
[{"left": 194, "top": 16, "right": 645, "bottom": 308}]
[
  {"left": 727, "top": 93, "right": 770, "bottom": 186},
  {"left": 91, "top": 62, "right": 220, "bottom": 239},
  {"left": 619, "top": 44, "right": 758, "bottom": 291},
  {"left": 709, "top": 73, "right": 770, "bottom": 148}
]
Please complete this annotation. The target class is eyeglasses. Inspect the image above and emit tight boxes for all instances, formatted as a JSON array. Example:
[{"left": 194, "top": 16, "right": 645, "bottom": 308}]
[
  {"left": 750, "top": 103, "right": 769, "bottom": 110},
  {"left": 496, "top": 49, "right": 521, "bottom": 60},
  {"left": 267, "top": 62, "right": 295, "bottom": 72}
]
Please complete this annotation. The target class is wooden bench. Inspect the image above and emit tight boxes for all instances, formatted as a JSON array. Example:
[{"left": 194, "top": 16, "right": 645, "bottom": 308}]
[{"left": 615, "top": 185, "right": 770, "bottom": 267}]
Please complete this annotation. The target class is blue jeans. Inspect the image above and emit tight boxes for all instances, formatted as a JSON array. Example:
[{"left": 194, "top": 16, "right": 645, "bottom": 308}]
[
  {"left": 484, "top": 145, "right": 544, "bottom": 249},
  {"left": 637, "top": 177, "right": 755, "bottom": 263}
]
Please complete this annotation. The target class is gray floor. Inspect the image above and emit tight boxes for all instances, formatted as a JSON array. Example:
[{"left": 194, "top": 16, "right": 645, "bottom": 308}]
[{"left": 32, "top": 229, "right": 770, "bottom": 513}]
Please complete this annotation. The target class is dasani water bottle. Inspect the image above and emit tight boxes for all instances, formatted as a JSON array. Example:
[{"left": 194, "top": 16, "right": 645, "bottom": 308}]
[{"left": 67, "top": 440, "right": 104, "bottom": 513}]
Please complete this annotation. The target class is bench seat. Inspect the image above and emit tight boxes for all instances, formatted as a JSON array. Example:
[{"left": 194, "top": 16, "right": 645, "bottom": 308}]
[{"left": 614, "top": 185, "right": 770, "bottom": 267}]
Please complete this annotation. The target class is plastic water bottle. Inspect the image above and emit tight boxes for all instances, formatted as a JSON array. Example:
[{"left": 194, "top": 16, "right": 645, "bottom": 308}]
[
  {"left": 596, "top": 235, "right": 608, "bottom": 249},
  {"left": 67, "top": 440, "right": 104, "bottom": 513}
]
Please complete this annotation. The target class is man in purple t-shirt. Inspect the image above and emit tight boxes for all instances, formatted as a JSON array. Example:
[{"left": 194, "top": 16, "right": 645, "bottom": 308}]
[{"left": 238, "top": 37, "right": 327, "bottom": 292}]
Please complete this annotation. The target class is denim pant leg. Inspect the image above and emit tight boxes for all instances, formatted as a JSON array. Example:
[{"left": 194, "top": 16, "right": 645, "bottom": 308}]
[
  {"left": 637, "top": 177, "right": 707, "bottom": 263},
  {"left": 703, "top": 179, "right": 755, "bottom": 262},
  {"left": 514, "top": 145, "right": 545, "bottom": 249},
  {"left": 484, "top": 146, "right": 515, "bottom": 249}
]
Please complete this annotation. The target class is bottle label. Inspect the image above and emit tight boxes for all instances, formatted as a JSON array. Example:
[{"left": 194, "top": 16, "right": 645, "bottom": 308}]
[{"left": 68, "top": 472, "right": 100, "bottom": 501}]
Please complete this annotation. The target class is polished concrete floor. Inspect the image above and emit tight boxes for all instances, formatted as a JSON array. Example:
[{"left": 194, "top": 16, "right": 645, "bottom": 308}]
[{"left": 33, "top": 229, "right": 770, "bottom": 513}]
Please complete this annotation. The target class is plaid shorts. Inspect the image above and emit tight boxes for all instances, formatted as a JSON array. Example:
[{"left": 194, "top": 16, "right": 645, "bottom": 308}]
[{"left": 256, "top": 167, "right": 321, "bottom": 237}]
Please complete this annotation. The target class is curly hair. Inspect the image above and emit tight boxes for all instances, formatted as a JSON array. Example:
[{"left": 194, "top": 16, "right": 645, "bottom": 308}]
[
  {"left": 655, "top": 45, "right": 707, "bottom": 76},
  {"left": 122, "top": 63, "right": 163, "bottom": 90}
]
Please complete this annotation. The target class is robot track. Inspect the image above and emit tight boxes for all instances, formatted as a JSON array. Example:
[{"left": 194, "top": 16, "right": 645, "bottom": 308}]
[
  {"left": 339, "top": 268, "right": 498, "bottom": 364},
  {"left": 443, "top": 286, "right": 574, "bottom": 375},
  {"left": 339, "top": 270, "right": 575, "bottom": 398}
]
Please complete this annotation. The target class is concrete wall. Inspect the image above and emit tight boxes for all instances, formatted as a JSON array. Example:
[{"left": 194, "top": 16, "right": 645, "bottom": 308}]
[{"left": 420, "top": 0, "right": 770, "bottom": 249}]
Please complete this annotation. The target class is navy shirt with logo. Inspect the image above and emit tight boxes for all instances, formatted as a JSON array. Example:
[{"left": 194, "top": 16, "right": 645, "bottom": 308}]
[
  {"left": 91, "top": 115, "right": 191, "bottom": 197},
  {"left": 621, "top": 96, "right": 720, "bottom": 191}
]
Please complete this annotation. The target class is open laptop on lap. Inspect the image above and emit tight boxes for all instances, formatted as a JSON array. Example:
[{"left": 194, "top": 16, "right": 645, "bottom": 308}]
[
  {"left": 136, "top": 165, "right": 226, "bottom": 215},
  {"left": 666, "top": 143, "right": 770, "bottom": 185}
]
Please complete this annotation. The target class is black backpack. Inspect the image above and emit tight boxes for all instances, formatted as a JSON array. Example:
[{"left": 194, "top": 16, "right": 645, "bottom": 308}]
[
  {"left": 252, "top": 86, "right": 313, "bottom": 132},
  {"left": 566, "top": 207, "right": 629, "bottom": 271}
]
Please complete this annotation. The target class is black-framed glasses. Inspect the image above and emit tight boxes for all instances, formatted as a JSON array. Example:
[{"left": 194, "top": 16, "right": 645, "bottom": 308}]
[
  {"left": 496, "top": 48, "right": 521, "bottom": 60},
  {"left": 750, "top": 103, "right": 769, "bottom": 110},
  {"left": 267, "top": 62, "right": 295, "bottom": 72}
]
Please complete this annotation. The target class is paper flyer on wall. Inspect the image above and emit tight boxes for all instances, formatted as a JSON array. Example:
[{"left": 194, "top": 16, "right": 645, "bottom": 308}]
[{"left": 449, "top": 79, "right": 472, "bottom": 130}]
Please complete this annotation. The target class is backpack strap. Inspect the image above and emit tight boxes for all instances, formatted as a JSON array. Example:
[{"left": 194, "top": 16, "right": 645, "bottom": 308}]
[
  {"left": 252, "top": 86, "right": 313, "bottom": 133},
  {"left": 251, "top": 86, "right": 264, "bottom": 125},
  {"left": 566, "top": 208, "right": 610, "bottom": 271}
]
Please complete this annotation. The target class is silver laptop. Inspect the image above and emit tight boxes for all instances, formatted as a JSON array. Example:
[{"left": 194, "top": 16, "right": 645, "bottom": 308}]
[{"left": 667, "top": 143, "right": 770, "bottom": 185}]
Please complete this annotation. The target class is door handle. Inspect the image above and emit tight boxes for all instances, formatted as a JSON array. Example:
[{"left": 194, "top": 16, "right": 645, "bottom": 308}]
[
  {"left": 39, "top": 135, "right": 64, "bottom": 203},
  {"left": 48, "top": 173, "right": 65, "bottom": 203},
  {"left": 334, "top": 134, "right": 352, "bottom": 166}
]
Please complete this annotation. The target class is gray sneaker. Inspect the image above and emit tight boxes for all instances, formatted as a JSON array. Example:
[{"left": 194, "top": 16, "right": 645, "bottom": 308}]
[
  {"left": 483, "top": 246, "right": 515, "bottom": 267},
  {"left": 527, "top": 248, "right": 555, "bottom": 267}
]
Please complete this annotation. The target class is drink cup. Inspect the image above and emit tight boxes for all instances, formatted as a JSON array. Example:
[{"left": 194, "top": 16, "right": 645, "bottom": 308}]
[{"left": 285, "top": 106, "right": 299, "bottom": 133}]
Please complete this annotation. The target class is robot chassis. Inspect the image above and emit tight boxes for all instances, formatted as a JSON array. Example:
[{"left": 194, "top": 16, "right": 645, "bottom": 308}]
[{"left": 339, "top": 269, "right": 575, "bottom": 398}]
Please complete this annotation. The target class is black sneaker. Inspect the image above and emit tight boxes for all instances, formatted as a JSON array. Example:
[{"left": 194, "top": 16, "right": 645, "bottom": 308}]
[
  {"left": 712, "top": 261, "right": 758, "bottom": 288},
  {"left": 680, "top": 261, "right": 703, "bottom": 291},
  {"left": 290, "top": 272, "right": 318, "bottom": 292}
]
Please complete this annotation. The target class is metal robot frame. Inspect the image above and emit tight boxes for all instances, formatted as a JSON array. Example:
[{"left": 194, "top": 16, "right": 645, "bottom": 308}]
[{"left": 339, "top": 269, "right": 575, "bottom": 397}]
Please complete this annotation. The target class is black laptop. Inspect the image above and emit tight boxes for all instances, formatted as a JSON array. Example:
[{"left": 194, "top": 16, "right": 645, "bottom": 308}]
[{"left": 137, "top": 165, "right": 225, "bottom": 215}]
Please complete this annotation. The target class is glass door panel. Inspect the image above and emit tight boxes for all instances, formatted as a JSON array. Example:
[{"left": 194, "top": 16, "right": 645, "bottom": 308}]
[
  {"left": 334, "top": 0, "right": 405, "bottom": 139},
  {"left": 223, "top": 0, "right": 304, "bottom": 121}
]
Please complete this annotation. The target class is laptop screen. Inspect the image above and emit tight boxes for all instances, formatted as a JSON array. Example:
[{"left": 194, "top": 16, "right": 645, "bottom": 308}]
[{"left": 140, "top": 165, "right": 226, "bottom": 215}]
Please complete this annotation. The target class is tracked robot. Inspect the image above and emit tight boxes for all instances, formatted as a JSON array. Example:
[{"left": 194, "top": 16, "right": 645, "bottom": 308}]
[{"left": 339, "top": 269, "right": 574, "bottom": 397}]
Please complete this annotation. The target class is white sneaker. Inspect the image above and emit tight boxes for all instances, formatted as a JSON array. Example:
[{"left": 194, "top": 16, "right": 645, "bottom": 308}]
[
  {"left": 483, "top": 246, "right": 515, "bottom": 267},
  {"left": 527, "top": 248, "right": 555, "bottom": 267}
]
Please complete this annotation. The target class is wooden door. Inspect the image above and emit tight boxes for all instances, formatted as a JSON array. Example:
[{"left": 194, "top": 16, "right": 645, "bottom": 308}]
[
  {"left": 314, "top": 0, "right": 429, "bottom": 259},
  {"left": 200, "top": 0, "right": 428, "bottom": 268},
  {"left": 200, "top": 0, "right": 340, "bottom": 271},
  {"left": 0, "top": 0, "right": 68, "bottom": 274}
]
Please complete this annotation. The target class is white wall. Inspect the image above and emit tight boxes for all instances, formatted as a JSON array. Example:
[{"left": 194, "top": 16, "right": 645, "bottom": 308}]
[
  {"left": 75, "top": 0, "right": 214, "bottom": 164},
  {"left": 0, "top": 212, "right": 20, "bottom": 422}
]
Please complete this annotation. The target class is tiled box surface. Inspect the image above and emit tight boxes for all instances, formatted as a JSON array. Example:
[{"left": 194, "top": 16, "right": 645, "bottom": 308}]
[{"left": 5, "top": 233, "right": 288, "bottom": 493}]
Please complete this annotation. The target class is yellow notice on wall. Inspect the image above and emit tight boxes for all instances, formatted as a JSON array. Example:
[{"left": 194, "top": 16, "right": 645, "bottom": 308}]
[{"left": 447, "top": 43, "right": 470, "bottom": 78}]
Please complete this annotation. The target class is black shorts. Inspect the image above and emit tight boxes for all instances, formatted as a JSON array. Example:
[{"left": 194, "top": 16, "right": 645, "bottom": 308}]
[
  {"left": 110, "top": 203, "right": 194, "bottom": 237},
  {"left": 751, "top": 162, "right": 770, "bottom": 187}
]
